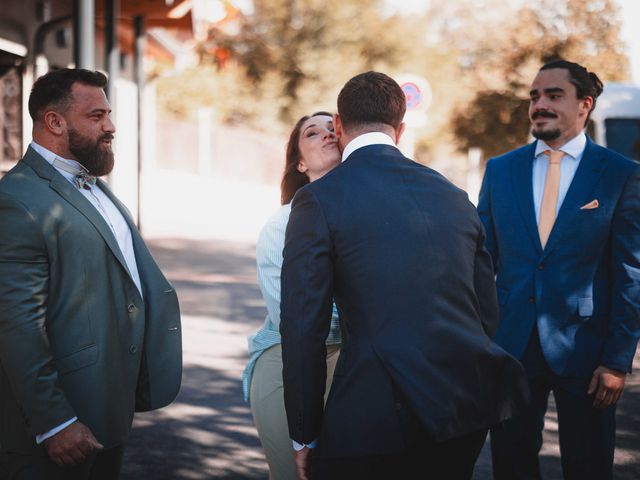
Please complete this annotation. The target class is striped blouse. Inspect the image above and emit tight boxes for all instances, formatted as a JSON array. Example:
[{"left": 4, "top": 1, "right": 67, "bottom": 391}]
[{"left": 242, "top": 203, "right": 342, "bottom": 401}]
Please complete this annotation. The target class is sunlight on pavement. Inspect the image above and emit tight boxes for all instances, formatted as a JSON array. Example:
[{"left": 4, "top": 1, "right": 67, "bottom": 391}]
[{"left": 141, "top": 170, "right": 279, "bottom": 243}]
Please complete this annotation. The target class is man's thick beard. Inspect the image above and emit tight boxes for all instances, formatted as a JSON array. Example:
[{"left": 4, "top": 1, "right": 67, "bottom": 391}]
[
  {"left": 532, "top": 127, "right": 561, "bottom": 142},
  {"left": 68, "top": 128, "right": 115, "bottom": 176}
]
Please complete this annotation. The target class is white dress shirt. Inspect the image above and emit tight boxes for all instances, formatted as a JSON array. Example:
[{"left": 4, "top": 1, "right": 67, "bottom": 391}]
[
  {"left": 532, "top": 132, "right": 587, "bottom": 222},
  {"left": 30, "top": 141, "right": 142, "bottom": 443},
  {"left": 341, "top": 131, "right": 396, "bottom": 162}
]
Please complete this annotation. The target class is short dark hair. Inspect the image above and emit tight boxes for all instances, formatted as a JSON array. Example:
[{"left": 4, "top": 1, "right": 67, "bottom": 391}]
[
  {"left": 280, "top": 111, "right": 333, "bottom": 205},
  {"left": 337, "top": 71, "right": 406, "bottom": 132},
  {"left": 539, "top": 59, "right": 604, "bottom": 125},
  {"left": 28, "top": 68, "right": 108, "bottom": 121}
]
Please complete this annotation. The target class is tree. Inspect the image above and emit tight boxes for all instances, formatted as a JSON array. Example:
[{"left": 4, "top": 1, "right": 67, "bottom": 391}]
[
  {"left": 448, "top": 0, "right": 630, "bottom": 162},
  {"left": 155, "top": 0, "right": 631, "bottom": 163},
  {"left": 174, "top": 0, "right": 419, "bottom": 128}
]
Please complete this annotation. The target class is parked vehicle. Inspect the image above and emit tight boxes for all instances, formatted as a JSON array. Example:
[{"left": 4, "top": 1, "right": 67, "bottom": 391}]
[{"left": 589, "top": 83, "right": 640, "bottom": 162}]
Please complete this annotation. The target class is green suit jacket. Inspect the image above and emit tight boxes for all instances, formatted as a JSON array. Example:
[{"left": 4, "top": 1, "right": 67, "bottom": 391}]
[{"left": 0, "top": 147, "right": 182, "bottom": 453}]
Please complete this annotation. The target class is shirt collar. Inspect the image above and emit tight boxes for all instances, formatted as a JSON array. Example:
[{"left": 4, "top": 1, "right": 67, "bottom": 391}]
[
  {"left": 30, "top": 141, "right": 90, "bottom": 184},
  {"left": 534, "top": 131, "right": 587, "bottom": 160},
  {"left": 341, "top": 132, "right": 396, "bottom": 162}
]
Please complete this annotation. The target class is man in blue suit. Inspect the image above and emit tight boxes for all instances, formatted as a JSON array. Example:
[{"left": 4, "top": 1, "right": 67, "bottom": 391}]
[
  {"left": 479, "top": 59, "right": 640, "bottom": 479},
  {"left": 280, "top": 71, "right": 529, "bottom": 480}
]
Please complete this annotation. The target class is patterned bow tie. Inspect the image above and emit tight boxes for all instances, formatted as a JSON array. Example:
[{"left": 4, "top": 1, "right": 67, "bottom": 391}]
[
  {"left": 73, "top": 172, "right": 97, "bottom": 190},
  {"left": 52, "top": 157, "right": 96, "bottom": 190}
]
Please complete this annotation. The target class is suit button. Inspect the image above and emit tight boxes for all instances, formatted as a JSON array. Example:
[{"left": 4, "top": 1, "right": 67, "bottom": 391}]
[
  {"left": 128, "top": 304, "right": 135, "bottom": 313},
  {"left": 529, "top": 296, "right": 535, "bottom": 304},
  {"left": 537, "top": 263, "right": 545, "bottom": 270},
  {"left": 129, "top": 345, "right": 138, "bottom": 354}
]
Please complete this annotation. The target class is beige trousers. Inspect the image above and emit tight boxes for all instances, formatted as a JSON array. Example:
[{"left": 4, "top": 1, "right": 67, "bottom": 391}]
[{"left": 250, "top": 343, "right": 340, "bottom": 480}]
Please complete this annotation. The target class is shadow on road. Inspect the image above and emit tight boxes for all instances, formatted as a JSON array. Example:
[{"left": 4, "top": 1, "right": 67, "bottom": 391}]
[
  {"left": 123, "top": 364, "right": 265, "bottom": 479},
  {"left": 120, "top": 237, "right": 640, "bottom": 479},
  {"left": 121, "top": 237, "right": 268, "bottom": 479},
  {"left": 146, "top": 238, "right": 265, "bottom": 323},
  {"left": 475, "top": 367, "right": 640, "bottom": 479}
]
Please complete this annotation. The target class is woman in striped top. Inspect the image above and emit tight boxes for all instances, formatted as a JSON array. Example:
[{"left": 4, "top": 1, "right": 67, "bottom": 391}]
[{"left": 242, "top": 112, "right": 342, "bottom": 480}]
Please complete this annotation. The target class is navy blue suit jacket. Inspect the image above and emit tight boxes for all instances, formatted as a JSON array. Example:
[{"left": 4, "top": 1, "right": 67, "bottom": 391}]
[
  {"left": 280, "top": 144, "right": 528, "bottom": 458},
  {"left": 478, "top": 138, "right": 640, "bottom": 377}
]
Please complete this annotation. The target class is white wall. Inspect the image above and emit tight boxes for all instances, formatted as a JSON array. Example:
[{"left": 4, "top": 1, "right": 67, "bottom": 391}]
[{"left": 110, "top": 78, "right": 139, "bottom": 219}]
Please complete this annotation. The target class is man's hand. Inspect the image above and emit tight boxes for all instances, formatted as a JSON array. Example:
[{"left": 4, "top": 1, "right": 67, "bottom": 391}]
[
  {"left": 44, "top": 421, "right": 104, "bottom": 466},
  {"left": 294, "top": 446, "right": 313, "bottom": 480},
  {"left": 588, "top": 365, "right": 626, "bottom": 409}
]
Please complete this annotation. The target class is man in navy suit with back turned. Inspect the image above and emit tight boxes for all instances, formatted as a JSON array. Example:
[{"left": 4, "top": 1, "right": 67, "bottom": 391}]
[
  {"left": 280, "top": 71, "right": 529, "bottom": 480},
  {"left": 479, "top": 60, "right": 640, "bottom": 479}
]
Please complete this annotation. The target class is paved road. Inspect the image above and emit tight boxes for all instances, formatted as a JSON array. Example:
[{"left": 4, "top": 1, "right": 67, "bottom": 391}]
[{"left": 120, "top": 237, "right": 640, "bottom": 479}]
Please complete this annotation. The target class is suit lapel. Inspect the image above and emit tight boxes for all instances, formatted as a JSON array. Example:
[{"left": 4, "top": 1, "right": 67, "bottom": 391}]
[
  {"left": 510, "top": 143, "right": 542, "bottom": 253},
  {"left": 540, "top": 139, "right": 606, "bottom": 260},
  {"left": 22, "top": 148, "right": 134, "bottom": 284}
]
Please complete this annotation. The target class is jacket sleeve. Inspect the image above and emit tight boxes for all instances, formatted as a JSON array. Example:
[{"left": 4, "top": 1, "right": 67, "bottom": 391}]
[
  {"left": 280, "top": 187, "right": 333, "bottom": 444},
  {"left": 0, "top": 193, "right": 76, "bottom": 436},
  {"left": 474, "top": 216, "right": 500, "bottom": 338},
  {"left": 477, "top": 159, "right": 499, "bottom": 273},
  {"left": 601, "top": 165, "right": 640, "bottom": 373}
]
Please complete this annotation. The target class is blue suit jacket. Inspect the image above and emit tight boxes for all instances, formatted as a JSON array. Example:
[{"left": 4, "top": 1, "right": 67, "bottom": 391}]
[
  {"left": 478, "top": 138, "right": 640, "bottom": 377},
  {"left": 281, "top": 144, "right": 528, "bottom": 457}
]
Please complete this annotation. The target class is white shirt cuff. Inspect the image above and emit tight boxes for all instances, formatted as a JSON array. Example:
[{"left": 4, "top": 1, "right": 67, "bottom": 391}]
[
  {"left": 292, "top": 439, "right": 317, "bottom": 451},
  {"left": 35, "top": 417, "right": 78, "bottom": 444}
]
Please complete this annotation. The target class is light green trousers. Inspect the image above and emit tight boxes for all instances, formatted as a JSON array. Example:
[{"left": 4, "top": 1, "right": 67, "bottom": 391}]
[{"left": 250, "top": 343, "right": 340, "bottom": 480}]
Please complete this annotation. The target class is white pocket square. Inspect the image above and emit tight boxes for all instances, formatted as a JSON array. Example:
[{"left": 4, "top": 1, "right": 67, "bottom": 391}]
[{"left": 580, "top": 199, "right": 599, "bottom": 210}]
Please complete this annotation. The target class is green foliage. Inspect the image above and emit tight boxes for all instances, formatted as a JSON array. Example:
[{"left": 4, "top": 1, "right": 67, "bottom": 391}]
[
  {"left": 448, "top": 0, "right": 630, "bottom": 161},
  {"left": 156, "top": 0, "right": 630, "bottom": 158},
  {"left": 452, "top": 91, "right": 531, "bottom": 161},
  {"left": 172, "top": 0, "right": 415, "bottom": 130}
]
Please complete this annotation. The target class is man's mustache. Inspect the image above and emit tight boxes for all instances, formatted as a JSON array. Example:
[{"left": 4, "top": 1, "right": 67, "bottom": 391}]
[
  {"left": 100, "top": 133, "right": 114, "bottom": 142},
  {"left": 531, "top": 111, "right": 558, "bottom": 120}
]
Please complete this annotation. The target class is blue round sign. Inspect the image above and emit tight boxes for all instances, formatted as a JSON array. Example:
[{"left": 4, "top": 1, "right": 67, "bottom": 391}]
[{"left": 401, "top": 82, "right": 422, "bottom": 110}]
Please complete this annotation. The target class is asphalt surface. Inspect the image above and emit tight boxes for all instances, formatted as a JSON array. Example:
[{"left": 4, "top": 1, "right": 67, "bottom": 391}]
[{"left": 119, "top": 237, "right": 640, "bottom": 479}]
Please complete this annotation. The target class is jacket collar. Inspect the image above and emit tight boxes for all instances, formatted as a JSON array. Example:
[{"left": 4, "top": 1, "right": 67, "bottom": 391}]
[
  {"left": 539, "top": 137, "right": 605, "bottom": 260},
  {"left": 510, "top": 138, "right": 606, "bottom": 259},
  {"left": 22, "top": 146, "right": 140, "bottom": 295}
]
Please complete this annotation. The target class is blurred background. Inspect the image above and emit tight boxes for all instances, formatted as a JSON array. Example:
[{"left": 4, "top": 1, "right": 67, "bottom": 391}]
[
  {"left": 0, "top": 0, "right": 638, "bottom": 241},
  {"left": 1, "top": 1, "right": 640, "bottom": 478}
]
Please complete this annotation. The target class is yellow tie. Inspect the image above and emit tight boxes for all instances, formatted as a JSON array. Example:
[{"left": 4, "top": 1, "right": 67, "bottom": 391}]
[{"left": 538, "top": 150, "right": 564, "bottom": 249}]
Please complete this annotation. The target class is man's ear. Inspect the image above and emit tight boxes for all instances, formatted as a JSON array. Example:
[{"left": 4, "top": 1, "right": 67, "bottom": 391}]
[
  {"left": 579, "top": 96, "right": 594, "bottom": 122},
  {"left": 333, "top": 113, "right": 343, "bottom": 139},
  {"left": 395, "top": 122, "right": 406, "bottom": 145},
  {"left": 43, "top": 111, "right": 66, "bottom": 136}
]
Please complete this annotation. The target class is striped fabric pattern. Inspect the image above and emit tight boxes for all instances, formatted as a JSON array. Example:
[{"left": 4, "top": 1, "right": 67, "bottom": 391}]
[{"left": 242, "top": 203, "right": 341, "bottom": 401}]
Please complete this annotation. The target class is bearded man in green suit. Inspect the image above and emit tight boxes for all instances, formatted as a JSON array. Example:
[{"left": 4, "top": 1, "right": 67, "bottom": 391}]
[{"left": 0, "top": 68, "right": 182, "bottom": 479}]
